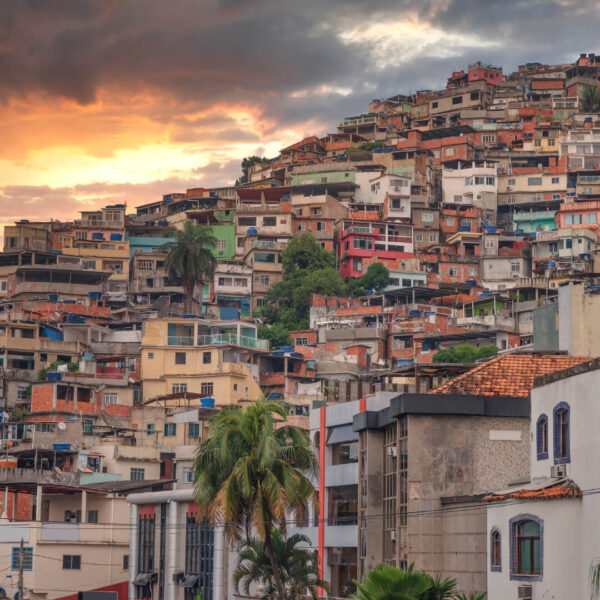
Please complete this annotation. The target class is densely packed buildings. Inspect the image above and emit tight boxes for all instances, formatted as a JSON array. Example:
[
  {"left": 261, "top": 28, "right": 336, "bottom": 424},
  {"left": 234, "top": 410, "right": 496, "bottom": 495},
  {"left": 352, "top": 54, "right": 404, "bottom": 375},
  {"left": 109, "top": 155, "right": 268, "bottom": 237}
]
[{"left": 3, "top": 53, "right": 600, "bottom": 599}]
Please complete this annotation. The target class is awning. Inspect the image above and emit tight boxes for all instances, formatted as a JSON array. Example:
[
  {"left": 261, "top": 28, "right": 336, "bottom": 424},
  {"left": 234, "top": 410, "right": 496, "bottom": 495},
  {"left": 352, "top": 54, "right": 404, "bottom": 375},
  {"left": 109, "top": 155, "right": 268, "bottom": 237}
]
[
  {"left": 181, "top": 575, "right": 199, "bottom": 588},
  {"left": 134, "top": 573, "right": 155, "bottom": 586},
  {"left": 327, "top": 424, "right": 358, "bottom": 445}
]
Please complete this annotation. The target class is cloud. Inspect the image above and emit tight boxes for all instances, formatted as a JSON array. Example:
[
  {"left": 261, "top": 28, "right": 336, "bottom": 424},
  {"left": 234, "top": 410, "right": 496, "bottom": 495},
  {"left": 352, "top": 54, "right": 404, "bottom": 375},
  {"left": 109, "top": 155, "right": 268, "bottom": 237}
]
[{"left": 1, "top": 0, "right": 599, "bottom": 217}]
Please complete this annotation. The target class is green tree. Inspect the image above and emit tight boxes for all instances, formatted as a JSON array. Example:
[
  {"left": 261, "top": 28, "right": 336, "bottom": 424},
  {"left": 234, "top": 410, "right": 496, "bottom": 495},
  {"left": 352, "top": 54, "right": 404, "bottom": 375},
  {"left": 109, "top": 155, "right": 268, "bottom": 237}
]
[
  {"left": 423, "top": 574, "right": 457, "bottom": 599},
  {"left": 581, "top": 86, "right": 600, "bottom": 113},
  {"left": 453, "top": 593, "right": 487, "bottom": 600},
  {"left": 233, "top": 530, "right": 327, "bottom": 599},
  {"left": 257, "top": 323, "right": 293, "bottom": 348},
  {"left": 348, "top": 262, "right": 390, "bottom": 296},
  {"left": 351, "top": 563, "right": 432, "bottom": 600},
  {"left": 238, "top": 156, "right": 270, "bottom": 184},
  {"left": 193, "top": 400, "right": 319, "bottom": 600},
  {"left": 259, "top": 234, "right": 346, "bottom": 333},
  {"left": 163, "top": 221, "right": 217, "bottom": 313},
  {"left": 432, "top": 344, "right": 498, "bottom": 364}
]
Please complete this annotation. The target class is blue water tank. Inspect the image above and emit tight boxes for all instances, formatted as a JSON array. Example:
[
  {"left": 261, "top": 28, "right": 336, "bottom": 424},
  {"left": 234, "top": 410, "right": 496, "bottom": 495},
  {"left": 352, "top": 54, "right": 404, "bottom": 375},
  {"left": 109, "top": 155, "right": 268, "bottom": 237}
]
[
  {"left": 247, "top": 227, "right": 258, "bottom": 234},
  {"left": 201, "top": 397, "right": 215, "bottom": 408},
  {"left": 47, "top": 372, "right": 62, "bottom": 382},
  {"left": 110, "top": 233, "right": 123, "bottom": 241},
  {"left": 92, "top": 233, "right": 104, "bottom": 240}
]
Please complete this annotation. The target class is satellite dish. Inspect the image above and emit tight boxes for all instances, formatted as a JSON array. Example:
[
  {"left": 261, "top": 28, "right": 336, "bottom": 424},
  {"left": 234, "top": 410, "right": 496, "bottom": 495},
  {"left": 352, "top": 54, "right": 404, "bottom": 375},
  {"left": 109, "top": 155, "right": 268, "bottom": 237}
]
[{"left": 58, "top": 422, "right": 66, "bottom": 430}]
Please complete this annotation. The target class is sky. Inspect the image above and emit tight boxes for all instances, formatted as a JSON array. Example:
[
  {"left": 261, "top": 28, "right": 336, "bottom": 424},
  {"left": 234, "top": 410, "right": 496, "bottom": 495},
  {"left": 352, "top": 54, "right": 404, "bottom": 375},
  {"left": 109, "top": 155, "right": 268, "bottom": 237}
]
[{"left": 0, "top": 0, "right": 599, "bottom": 224}]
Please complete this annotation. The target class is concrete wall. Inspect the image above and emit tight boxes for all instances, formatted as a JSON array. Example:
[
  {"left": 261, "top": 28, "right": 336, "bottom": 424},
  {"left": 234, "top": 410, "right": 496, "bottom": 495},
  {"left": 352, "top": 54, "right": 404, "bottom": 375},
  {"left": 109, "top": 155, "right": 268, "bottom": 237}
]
[
  {"left": 533, "top": 302, "right": 559, "bottom": 352},
  {"left": 559, "top": 283, "right": 600, "bottom": 356}
]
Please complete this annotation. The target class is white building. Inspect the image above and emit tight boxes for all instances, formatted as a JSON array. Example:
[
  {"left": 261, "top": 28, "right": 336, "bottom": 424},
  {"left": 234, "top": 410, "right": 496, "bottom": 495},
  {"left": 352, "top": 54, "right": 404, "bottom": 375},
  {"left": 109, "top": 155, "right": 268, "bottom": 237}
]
[
  {"left": 442, "top": 160, "right": 498, "bottom": 210},
  {"left": 485, "top": 359, "right": 600, "bottom": 600}
]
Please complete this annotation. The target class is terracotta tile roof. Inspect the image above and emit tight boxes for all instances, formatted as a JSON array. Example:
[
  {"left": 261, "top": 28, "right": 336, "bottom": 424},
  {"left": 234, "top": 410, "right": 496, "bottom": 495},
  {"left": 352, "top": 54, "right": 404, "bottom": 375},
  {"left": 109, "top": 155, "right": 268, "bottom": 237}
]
[
  {"left": 430, "top": 354, "right": 591, "bottom": 398},
  {"left": 483, "top": 479, "right": 582, "bottom": 502}
]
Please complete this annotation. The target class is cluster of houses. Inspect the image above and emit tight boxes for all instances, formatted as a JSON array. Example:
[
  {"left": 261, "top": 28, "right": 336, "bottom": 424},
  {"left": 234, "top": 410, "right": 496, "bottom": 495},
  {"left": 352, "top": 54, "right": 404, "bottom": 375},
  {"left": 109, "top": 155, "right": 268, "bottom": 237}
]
[{"left": 2, "top": 53, "right": 600, "bottom": 600}]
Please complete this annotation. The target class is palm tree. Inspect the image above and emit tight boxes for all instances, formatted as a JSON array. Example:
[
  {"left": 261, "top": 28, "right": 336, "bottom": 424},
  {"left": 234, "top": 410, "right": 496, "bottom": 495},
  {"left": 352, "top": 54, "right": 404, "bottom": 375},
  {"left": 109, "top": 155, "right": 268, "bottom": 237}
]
[
  {"left": 425, "top": 574, "right": 457, "bottom": 599},
  {"left": 581, "top": 86, "right": 600, "bottom": 113},
  {"left": 163, "top": 220, "right": 217, "bottom": 313},
  {"left": 233, "top": 529, "right": 328, "bottom": 599},
  {"left": 453, "top": 594, "right": 486, "bottom": 600},
  {"left": 193, "top": 400, "right": 319, "bottom": 600},
  {"left": 351, "top": 563, "right": 432, "bottom": 600}
]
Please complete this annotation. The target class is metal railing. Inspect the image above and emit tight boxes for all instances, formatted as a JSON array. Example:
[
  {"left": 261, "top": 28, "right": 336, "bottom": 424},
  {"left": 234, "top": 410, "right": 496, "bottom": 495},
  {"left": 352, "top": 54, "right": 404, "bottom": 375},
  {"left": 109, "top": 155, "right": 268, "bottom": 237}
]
[
  {"left": 167, "top": 335, "right": 195, "bottom": 346},
  {"left": 197, "top": 334, "right": 269, "bottom": 351}
]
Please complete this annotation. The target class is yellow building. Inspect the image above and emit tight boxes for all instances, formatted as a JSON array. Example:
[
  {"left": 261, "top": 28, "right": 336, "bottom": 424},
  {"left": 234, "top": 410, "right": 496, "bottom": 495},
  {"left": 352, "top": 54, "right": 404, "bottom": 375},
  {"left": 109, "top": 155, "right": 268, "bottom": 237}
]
[{"left": 140, "top": 318, "right": 268, "bottom": 404}]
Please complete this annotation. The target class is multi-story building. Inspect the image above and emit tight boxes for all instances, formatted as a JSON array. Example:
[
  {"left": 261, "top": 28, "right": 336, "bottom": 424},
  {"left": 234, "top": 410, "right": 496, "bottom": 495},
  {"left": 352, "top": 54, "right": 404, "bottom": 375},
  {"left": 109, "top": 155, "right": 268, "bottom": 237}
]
[
  {"left": 337, "top": 219, "right": 414, "bottom": 278},
  {"left": 242, "top": 238, "right": 286, "bottom": 312},
  {"left": 212, "top": 262, "right": 253, "bottom": 318},
  {"left": 354, "top": 355, "right": 589, "bottom": 595},
  {"left": 485, "top": 358, "right": 600, "bottom": 600},
  {"left": 442, "top": 160, "right": 498, "bottom": 210},
  {"left": 140, "top": 317, "right": 267, "bottom": 403},
  {"left": 3, "top": 221, "right": 54, "bottom": 253}
]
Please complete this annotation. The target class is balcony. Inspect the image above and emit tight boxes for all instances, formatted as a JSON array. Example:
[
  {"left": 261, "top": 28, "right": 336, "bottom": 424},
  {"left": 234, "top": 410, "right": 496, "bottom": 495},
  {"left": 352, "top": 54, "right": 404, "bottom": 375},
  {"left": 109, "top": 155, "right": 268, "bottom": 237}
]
[
  {"left": 197, "top": 333, "right": 269, "bottom": 351},
  {"left": 167, "top": 335, "right": 195, "bottom": 346}
]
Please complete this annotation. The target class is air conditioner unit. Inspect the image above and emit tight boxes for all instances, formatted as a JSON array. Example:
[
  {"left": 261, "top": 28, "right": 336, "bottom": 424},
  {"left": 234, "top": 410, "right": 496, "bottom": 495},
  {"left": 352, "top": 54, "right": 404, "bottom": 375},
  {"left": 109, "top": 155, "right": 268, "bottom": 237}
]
[
  {"left": 517, "top": 584, "right": 532, "bottom": 600},
  {"left": 387, "top": 446, "right": 397, "bottom": 458},
  {"left": 551, "top": 464, "right": 567, "bottom": 478}
]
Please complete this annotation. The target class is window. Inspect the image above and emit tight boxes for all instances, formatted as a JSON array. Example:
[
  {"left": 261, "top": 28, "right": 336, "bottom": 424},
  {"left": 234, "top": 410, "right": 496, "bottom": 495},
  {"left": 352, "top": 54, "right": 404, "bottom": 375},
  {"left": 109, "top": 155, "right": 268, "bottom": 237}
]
[
  {"left": 445, "top": 147, "right": 455, "bottom": 157},
  {"left": 565, "top": 213, "right": 583, "bottom": 225},
  {"left": 147, "top": 352, "right": 154, "bottom": 360},
  {"left": 474, "top": 176, "right": 485, "bottom": 185},
  {"left": 172, "top": 383, "right": 187, "bottom": 394},
  {"left": 470, "top": 91, "right": 480, "bottom": 101},
  {"left": 460, "top": 219, "right": 472, "bottom": 228},
  {"left": 552, "top": 193, "right": 561, "bottom": 200},
  {"left": 238, "top": 217, "right": 256, "bottom": 227},
  {"left": 215, "top": 240, "right": 227, "bottom": 251},
  {"left": 548, "top": 139, "right": 555, "bottom": 147},
  {"left": 234, "top": 278, "right": 247, "bottom": 287},
  {"left": 453, "top": 195, "right": 462, "bottom": 203},
  {"left": 483, "top": 134, "right": 496, "bottom": 144},
  {"left": 202, "top": 351, "right": 211, "bottom": 364},
  {"left": 260, "top": 275, "right": 270, "bottom": 286},
  {"left": 16, "top": 386, "right": 28, "bottom": 402},
  {"left": 256, "top": 298, "right": 267, "bottom": 307},
  {"left": 566, "top": 238, "right": 573, "bottom": 249},
  {"left": 103, "top": 392, "right": 118, "bottom": 405},
  {"left": 429, "top": 234, "right": 437, "bottom": 242},
  {"left": 138, "top": 260, "right": 153, "bottom": 271},
  {"left": 452, "top": 95, "right": 463, "bottom": 105},
  {"left": 449, "top": 267, "right": 458, "bottom": 277},
  {"left": 536, "top": 414, "right": 548, "bottom": 460},
  {"left": 511, "top": 262, "right": 520, "bottom": 273},
  {"left": 353, "top": 258, "right": 363, "bottom": 272},
  {"left": 415, "top": 233, "right": 423, "bottom": 242},
  {"left": 295, "top": 337, "right": 309, "bottom": 345},
  {"left": 534, "top": 139, "right": 541, "bottom": 147},
  {"left": 421, "top": 212, "right": 434, "bottom": 223},
  {"left": 353, "top": 238, "right": 373, "bottom": 250},
  {"left": 182, "top": 466, "right": 194, "bottom": 482},
  {"left": 508, "top": 178, "right": 516, "bottom": 186},
  {"left": 507, "top": 196, "right": 516, "bottom": 204},
  {"left": 552, "top": 176, "right": 560, "bottom": 184},
  {"left": 189, "top": 423, "right": 200, "bottom": 438},
  {"left": 432, "top": 101, "right": 438, "bottom": 108},
  {"left": 510, "top": 517, "right": 542, "bottom": 578},
  {"left": 532, "top": 194, "right": 542, "bottom": 202},
  {"left": 255, "top": 251, "right": 276, "bottom": 263},
  {"left": 11, "top": 547, "right": 33, "bottom": 571},
  {"left": 553, "top": 402, "right": 570, "bottom": 464},
  {"left": 316, "top": 221, "right": 327, "bottom": 231},
  {"left": 446, "top": 217, "right": 455, "bottom": 226},
  {"left": 490, "top": 529, "right": 501, "bottom": 571},
  {"left": 201, "top": 382, "right": 214, "bottom": 396},
  {"left": 586, "top": 213, "right": 597, "bottom": 224},
  {"left": 528, "top": 177, "right": 542, "bottom": 186},
  {"left": 63, "top": 555, "right": 81, "bottom": 570},
  {"left": 131, "top": 469, "right": 145, "bottom": 481},
  {"left": 263, "top": 217, "right": 276, "bottom": 227},
  {"left": 486, "top": 177, "right": 495, "bottom": 185},
  {"left": 65, "top": 510, "right": 81, "bottom": 523},
  {"left": 123, "top": 555, "right": 129, "bottom": 570},
  {"left": 147, "top": 423, "right": 155, "bottom": 435},
  {"left": 175, "top": 352, "right": 186, "bottom": 365},
  {"left": 163, "top": 423, "right": 177, "bottom": 437}
]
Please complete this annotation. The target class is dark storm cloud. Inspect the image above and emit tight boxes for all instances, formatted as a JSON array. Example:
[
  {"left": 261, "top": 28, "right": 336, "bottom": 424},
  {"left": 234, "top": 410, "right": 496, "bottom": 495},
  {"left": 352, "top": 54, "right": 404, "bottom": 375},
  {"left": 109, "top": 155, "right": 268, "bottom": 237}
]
[{"left": 1, "top": 0, "right": 599, "bottom": 135}]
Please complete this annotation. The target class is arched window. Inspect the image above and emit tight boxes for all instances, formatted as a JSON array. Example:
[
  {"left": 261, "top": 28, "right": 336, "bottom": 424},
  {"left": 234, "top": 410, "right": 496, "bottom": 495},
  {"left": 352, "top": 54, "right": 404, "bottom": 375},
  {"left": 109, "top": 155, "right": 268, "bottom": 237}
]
[
  {"left": 509, "top": 514, "right": 543, "bottom": 581},
  {"left": 490, "top": 528, "right": 501, "bottom": 572},
  {"left": 553, "top": 402, "right": 570, "bottom": 464},
  {"left": 536, "top": 414, "right": 548, "bottom": 460}
]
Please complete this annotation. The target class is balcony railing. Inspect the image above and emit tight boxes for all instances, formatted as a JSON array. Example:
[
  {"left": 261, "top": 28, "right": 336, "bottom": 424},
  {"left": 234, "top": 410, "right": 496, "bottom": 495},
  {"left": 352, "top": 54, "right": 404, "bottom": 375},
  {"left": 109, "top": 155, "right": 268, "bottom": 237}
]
[
  {"left": 197, "top": 334, "right": 269, "bottom": 351},
  {"left": 167, "top": 335, "right": 195, "bottom": 346}
]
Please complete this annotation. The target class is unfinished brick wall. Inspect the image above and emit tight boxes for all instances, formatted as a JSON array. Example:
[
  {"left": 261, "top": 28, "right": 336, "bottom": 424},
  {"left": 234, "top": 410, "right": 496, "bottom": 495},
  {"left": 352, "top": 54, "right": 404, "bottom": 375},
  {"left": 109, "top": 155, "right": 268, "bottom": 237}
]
[{"left": 31, "top": 384, "right": 54, "bottom": 413}]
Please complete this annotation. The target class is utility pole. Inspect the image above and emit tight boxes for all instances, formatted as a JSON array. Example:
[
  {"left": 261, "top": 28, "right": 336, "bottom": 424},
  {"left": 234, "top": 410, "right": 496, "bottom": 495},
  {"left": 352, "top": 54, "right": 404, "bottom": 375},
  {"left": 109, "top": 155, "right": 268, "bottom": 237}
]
[{"left": 17, "top": 537, "right": 24, "bottom": 600}]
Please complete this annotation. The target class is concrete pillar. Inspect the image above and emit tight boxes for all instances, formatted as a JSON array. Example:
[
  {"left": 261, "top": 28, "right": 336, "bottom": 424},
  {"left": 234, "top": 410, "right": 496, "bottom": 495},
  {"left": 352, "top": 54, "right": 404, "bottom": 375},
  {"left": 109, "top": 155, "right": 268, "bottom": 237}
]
[
  {"left": 81, "top": 490, "right": 87, "bottom": 523},
  {"left": 167, "top": 501, "right": 177, "bottom": 600},
  {"left": 73, "top": 386, "right": 78, "bottom": 411},
  {"left": 1, "top": 485, "right": 8, "bottom": 519},
  {"left": 213, "top": 524, "right": 226, "bottom": 600},
  {"left": 36, "top": 485, "right": 42, "bottom": 522},
  {"left": 128, "top": 504, "right": 138, "bottom": 600}
]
